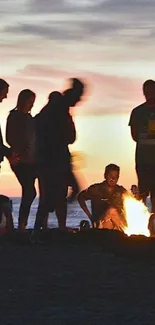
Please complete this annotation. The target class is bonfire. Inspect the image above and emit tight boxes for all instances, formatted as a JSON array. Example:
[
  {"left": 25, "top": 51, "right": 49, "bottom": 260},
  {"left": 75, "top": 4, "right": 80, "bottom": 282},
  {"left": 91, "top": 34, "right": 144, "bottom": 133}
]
[
  {"left": 123, "top": 194, "right": 151, "bottom": 237},
  {"left": 99, "top": 194, "right": 152, "bottom": 237}
]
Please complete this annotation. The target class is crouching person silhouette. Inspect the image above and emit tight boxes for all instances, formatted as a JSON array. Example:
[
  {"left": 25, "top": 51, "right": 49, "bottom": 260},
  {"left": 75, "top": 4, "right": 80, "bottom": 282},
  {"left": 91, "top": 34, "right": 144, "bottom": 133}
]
[
  {"left": 77, "top": 164, "right": 127, "bottom": 231},
  {"left": 0, "top": 195, "right": 14, "bottom": 232}
]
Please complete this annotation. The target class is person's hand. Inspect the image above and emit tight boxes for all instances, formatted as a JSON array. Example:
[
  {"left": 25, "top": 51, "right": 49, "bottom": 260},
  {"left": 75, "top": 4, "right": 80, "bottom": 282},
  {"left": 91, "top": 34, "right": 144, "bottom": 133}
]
[{"left": 8, "top": 152, "right": 20, "bottom": 165}]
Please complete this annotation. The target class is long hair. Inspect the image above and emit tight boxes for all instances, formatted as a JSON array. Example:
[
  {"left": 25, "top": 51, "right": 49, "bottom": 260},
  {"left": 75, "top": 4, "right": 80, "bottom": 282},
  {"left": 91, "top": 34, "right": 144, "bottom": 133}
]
[{"left": 15, "top": 89, "right": 35, "bottom": 111}]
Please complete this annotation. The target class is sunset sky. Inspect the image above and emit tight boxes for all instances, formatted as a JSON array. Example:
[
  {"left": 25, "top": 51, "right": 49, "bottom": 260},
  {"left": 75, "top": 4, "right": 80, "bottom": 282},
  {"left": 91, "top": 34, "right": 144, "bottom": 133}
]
[{"left": 0, "top": 0, "right": 155, "bottom": 196}]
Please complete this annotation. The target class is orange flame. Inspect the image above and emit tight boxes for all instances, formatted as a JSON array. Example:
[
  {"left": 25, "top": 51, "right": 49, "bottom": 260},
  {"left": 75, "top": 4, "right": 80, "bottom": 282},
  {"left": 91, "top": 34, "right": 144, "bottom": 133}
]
[{"left": 123, "top": 195, "right": 150, "bottom": 237}]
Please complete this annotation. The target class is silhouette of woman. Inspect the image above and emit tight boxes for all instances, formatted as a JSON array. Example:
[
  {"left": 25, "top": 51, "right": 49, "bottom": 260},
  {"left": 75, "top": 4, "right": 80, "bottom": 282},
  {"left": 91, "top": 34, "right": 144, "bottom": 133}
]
[{"left": 6, "top": 89, "right": 37, "bottom": 231}]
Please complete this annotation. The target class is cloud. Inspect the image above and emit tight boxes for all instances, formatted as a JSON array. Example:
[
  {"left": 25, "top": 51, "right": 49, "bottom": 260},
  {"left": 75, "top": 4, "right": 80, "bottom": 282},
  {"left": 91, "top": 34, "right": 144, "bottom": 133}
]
[
  {"left": 2, "top": 63, "right": 143, "bottom": 115},
  {"left": 1, "top": 0, "right": 154, "bottom": 44},
  {"left": 0, "top": 0, "right": 154, "bottom": 116},
  {"left": 3, "top": 20, "right": 128, "bottom": 45},
  {"left": 28, "top": 0, "right": 155, "bottom": 15},
  {"left": 16, "top": 64, "right": 73, "bottom": 81}
]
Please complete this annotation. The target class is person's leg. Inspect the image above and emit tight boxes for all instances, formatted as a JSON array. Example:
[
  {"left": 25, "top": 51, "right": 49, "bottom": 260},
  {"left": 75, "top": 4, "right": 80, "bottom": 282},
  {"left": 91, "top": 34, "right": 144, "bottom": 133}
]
[
  {"left": 30, "top": 169, "right": 48, "bottom": 243},
  {"left": 136, "top": 165, "right": 149, "bottom": 204},
  {"left": 34, "top": 165, "right": 55, "bottom": 231},
  {"left": 12, "top": 164, "right": 36, "bottom": 231},
  {"left": 42, "top": 215, "right": 49, "bottom": 231},
  {"left": 55, "top": 198, "right": 67, "bottom": 230},
  {"left": 150, "top": 191, "right": 155, "bottom": 213},
  {"left": 55, "top": 170, "right": 68, "bottom": 230},
  {"left": 148, "top": 166, "right": 155, "bottom": 213},
  {"left": 148, "top": 213, "right": 155, "bottom": 236},
  {"left": 68, "top": 169, "right": 80, "bottom": 202},
  {"left": 34, "top": 170, "right": 49, "bottom": 231}
]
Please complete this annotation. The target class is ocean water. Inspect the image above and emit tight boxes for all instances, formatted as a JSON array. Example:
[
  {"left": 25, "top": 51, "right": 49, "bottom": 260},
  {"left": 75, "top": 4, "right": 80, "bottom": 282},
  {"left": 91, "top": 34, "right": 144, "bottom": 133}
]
[
  {"left": 11, "top": 197, "right": 91, "bottom": 229},
  {"left": 10, "top": 196, "right": 152, "bottom": 229}
]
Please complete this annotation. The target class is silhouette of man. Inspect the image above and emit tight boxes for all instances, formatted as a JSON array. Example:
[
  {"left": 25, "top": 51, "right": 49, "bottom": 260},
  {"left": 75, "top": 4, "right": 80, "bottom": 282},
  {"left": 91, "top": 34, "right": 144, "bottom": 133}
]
[
  {"left": 63, "top": 78, "right": 85, "bottom": 202},
  {"left": 77, "top": 164, "right": 127, "bottom": 230},
  {"left": 129, "top": 79, "right": 155, "bottom": 212},
  {"left": 32, "top": 83, "right": 85, "bottom": 241},
  {"left": 0, "top": 79, "right": 18, "bottom": 166},
  {"left": 0, "top": 78, "right": 17, "bottom": 231},
  {"left": 0, "top": 79, "right": 10, "bottom": 164}
]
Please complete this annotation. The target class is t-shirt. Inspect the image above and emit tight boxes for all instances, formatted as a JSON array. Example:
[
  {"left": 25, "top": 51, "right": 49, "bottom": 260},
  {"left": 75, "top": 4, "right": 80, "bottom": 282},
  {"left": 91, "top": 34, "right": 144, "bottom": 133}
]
[
  {"left": 86, "top": 181, "right": 126, "bottom": 222},
  {"left": 129, "top": 102, "right": 155, "bottom": 166}
]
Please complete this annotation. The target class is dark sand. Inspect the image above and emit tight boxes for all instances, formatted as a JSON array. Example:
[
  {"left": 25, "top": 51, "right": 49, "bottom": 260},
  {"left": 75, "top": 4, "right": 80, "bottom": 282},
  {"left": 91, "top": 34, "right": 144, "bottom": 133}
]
[{"left": 0, "top": 229, "right": 155, "bottom": 325}]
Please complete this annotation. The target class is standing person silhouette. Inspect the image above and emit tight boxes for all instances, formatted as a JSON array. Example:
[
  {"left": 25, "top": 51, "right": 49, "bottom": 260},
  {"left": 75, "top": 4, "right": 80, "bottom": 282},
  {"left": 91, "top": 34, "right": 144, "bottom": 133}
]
[
  {"left": 31, "top": 83, "right": 85, "bottom": 241},
  {"left": 129, "top": 80, "right": 155, "bottom": 212},
  {"left": 6, "top": 89, "right": 37, "bottom": 231},
  {"left": 32, "top": 91, "right": 70, "bottom": 240},
  {"left": 0, "top": 79, "right": 17, "bottom": 165},
  {"left": 63, "top": 78, "right": 85, "bottom": 202},
  {"left": 0, "top": 78, "right": 18, "bottom": 232},
  {"left": 0, "top": 79, "right": 10, "bottom": 165}
]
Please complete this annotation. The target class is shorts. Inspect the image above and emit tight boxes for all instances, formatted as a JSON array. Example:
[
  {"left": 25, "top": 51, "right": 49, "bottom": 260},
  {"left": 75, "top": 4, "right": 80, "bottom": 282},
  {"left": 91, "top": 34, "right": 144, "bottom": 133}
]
[{"left": 136, "top": 165, "right": 155, "bottom": 195}]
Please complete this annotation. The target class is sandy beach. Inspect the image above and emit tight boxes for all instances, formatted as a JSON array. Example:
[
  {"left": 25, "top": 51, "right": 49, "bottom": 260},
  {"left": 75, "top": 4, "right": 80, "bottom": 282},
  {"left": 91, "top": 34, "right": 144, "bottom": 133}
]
[{"left": 0, "top": 229, "right": 155, "bottom": 325}]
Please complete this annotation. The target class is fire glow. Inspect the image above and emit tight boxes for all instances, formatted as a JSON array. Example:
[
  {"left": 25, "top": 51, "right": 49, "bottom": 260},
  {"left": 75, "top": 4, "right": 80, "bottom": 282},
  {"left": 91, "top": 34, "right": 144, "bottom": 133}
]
[{"left": 123, "top": 195, "right": 150, "bottom": 237}]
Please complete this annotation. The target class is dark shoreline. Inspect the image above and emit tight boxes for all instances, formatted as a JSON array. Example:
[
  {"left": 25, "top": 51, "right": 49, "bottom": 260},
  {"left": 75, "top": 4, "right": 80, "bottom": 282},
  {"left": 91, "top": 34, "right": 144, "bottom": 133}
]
[{"left": 1, "top": 229, "right": 155, "bottom": 325}]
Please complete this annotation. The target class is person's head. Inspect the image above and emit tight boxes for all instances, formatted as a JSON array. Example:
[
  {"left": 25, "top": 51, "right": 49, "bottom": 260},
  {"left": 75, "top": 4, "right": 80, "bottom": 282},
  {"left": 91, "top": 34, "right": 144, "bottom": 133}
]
[
  {"left": 130, "top": 184, "right": 138, "bottom": 194},
  {"left": 104, "top": 164, "right": 120, "bottom": 187},
  {"left": 63, "top": 87, "right": 84, "bottom": 107},
  {"left": 63, "top": 78, "right": 85, "bottom": 107},
  {"left": 70, "top": 78, "right": 85, "bottom": 94},
  {"left": 80, "top": 220, "right": 90, "bottom": 231},
  {"left": 39, "top": 91, "right": 63, "bottom": 118},
  {"left": 143, "top": 79, "right": 155, "bottom": 103},
  {"left": 48, "top": 91, "right": 63, "bottom": 105},
  {"left": 40, "top": 91, "right": 63, "bottom": 116},
  {"left": 16, "top": 89, "right": 36, "bottom": 113},
  {"left": 0, "top": 79, "right": 9, "bottom": 103}
]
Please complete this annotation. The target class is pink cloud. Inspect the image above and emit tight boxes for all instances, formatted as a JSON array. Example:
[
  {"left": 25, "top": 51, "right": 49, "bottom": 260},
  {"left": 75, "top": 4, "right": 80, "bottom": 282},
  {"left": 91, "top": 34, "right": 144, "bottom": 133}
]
[{"left": 2, "top": 64, "right": 145, "bottom": 115}]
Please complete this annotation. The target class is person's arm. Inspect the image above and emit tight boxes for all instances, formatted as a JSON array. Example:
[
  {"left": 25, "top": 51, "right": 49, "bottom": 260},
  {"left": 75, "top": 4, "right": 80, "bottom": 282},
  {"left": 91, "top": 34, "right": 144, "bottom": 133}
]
[
  {"left": 5, "top": 114, "right": 22, "bottom": 164},
  {"left": 0, "top": 126, "right": 12, "bottom": 161},
  {"left": 128, "top": 109, "right": 138, "bottom": 142},
  {"left": 0, "top": 127, "right": 5, "bottom": 162},
  {"left": 130, "top": 125, "right": 138, "bottom": 142},
  {"left": 67, "top": 114, "right": 76, "bottom": 144},
  {"left": 77, "top": 189, "right": 92, "bottom": 220}
]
